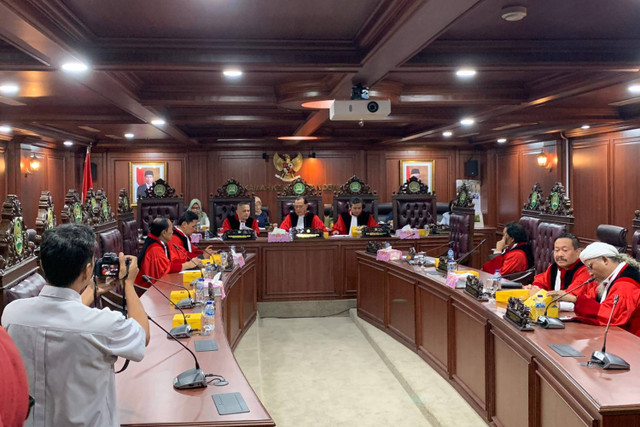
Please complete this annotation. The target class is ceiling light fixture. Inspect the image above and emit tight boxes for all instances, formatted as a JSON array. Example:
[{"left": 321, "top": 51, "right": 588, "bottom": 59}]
[
  {"left": 301, "top": 100, "right": 334, "bottom": 109},
  {"left": 151, "top": 119, "right": 166, "bottom": 126},
  {"left": 124, "top": 133, "right": 135, "bottom": 139},
  {"left": 0, "top": 83, "right": 19, "bottom": 95},
  {"left": 456, "top": 68, "right": 477, "bottom": 78},
  {"left": 501, "top": 5, "right": 527, "bottom": 21},
  {"left": 628, "top": 84, "right": 640, "bottom": 94},
  {"left": 460, "top": 118, "right": 475, "bottom": 126},
  {"left": 277, "top": 136, "right": 319, "bottom": 141},
  {"left": 442, "top": 131, "right": 453, "bottom": 137},
  {"left": 223, "top": 69, "right": 243, "bottom": 78},
  {"left": 63, "top": 140, "right": 74, "bottom": 146},
  {"left": 581, "top": 124, "right": 591, "bottom": 130},
  {"left": 0, "top": 125, "right": 11, "bottom": 133},
  {"left": 497, "top": 138, "right": 507, "bottom": 143},
  {"left": 61, "top": 61, "right": 89, "bottom": 73}
]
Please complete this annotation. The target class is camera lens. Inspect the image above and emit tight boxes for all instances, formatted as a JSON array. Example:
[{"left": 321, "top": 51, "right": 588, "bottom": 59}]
[{"left": 367, "top": 101, "right": 379, "bottom": 113}]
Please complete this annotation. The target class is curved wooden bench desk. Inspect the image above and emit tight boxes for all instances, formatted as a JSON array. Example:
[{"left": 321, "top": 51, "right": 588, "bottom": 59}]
[
  {"left": 116, "top": 254, "right": 274, "bottom": 426},
  {"left": 356, "top": 251, "right": 640, "bottom": 427}
]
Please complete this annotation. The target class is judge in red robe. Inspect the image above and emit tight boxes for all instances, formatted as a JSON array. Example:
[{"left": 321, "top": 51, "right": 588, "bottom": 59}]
[
  {"left": 557, "top": 242, "right": 640, "bottom": 337},
  {"left": 219, "top": 202, "right": 260, "bottom": 235},
  {"left": 279, "top": 196, "right": 327, "bottom": 232},
  {"left": 331, "top": 197, "right": 379, "bottom": 235},
  {"left": 135, "top": 217, "right": 173, "bottom": 291},
  {"left": 482, "top": 221, "right": 533, "bottom": 275},
  {"left": 169, "top": 211, "right": 212, "bottom": 272}
]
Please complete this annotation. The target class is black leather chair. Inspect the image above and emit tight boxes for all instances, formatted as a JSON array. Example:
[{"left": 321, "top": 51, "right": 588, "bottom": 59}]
[
  {"left": 633, "top": 211, "right": 640, "bottom": 261},
  {"left": 276, "top": 178, "right": 323, "bottom": 224},
  {"left": 597, "top": 224, "right": 628, "bottom": 253},
  {"left": 209, "top": 178, "right": 254, "bottom": 234},
  {"left": 136, "top": 180, "right": 184, "bottom": 236},
  {"left": 377, "top": 202, "right": 392, "bottom": 223},
  {"left": 331, "top": 175, "right": 378, "bottom": 223},
  {"left": 391, "top": 178, "right": 437, "bottom": 230}
]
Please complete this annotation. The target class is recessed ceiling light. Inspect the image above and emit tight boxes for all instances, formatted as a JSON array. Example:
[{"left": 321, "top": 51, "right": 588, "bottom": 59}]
[
  {"left": 581, "top": 124, "right": 590, "bottom": 130},
  {"left": 442, "top": 131, "right": 453, "bottom": 137},
  {"left": 0, "top": 125, "right": 11, "bottom": 133},
  {"left": 628, "top": 84, "right": 640, "bottom": 93},
  {"left": 460, "top": 118, "right": 475, "bottom": 126},
  {"left": 456, "top": 68, "right": 476, "bottom": 78},
  {"left": 0, "top": 83, "right": 19, "bottom": 95},
  {"left": 223, "top": 69, "right": 243, "bottom": 78},
  {"left": 277, "top": 136, "right": 319, "bottom": 141},
  {"left": 151, "top": 119, "right": 166, "bottom": 126},
  {"left": 124, "top": 133, "right": 135, "bottom": 139},
  {"left": 61, "top": 61, "right": 89, "bottom": 73},
  {"left": 501, "top": 5, "right": 527, "bottom": 21},
  {"left": 63, "top": 140, "right": 74, "bottom": 146},
  {"left": 497, "top": 138, "right": 507, "bottom": 143},
  {"left": 302, "top": 100, "right": 334, "bottom": 109}
]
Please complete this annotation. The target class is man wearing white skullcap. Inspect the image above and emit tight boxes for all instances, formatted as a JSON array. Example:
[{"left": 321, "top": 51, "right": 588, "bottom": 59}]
[{"left": 554, "top": 241, "right": 640, "bottom": 337}]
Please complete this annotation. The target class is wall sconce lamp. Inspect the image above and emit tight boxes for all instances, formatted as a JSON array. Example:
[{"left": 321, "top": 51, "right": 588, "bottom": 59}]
[
  {"left": 25, "top": 153, "right": 41, "bottom": 177},
  {"left": 536, "top": 150, "right": 552, "bottom": 171}
]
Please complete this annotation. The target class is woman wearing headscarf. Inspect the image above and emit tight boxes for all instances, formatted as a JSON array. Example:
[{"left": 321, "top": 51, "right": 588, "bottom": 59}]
[{"left": 188, "top": 198, "right": 210, "bottom": 228}]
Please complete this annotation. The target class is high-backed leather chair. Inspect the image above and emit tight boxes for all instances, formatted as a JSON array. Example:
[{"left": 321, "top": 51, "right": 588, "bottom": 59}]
[
  {"left": 448, "top": 183, "right": 474, "bottom": 260},
  {"left": 208, "top": 178, "right": 254, "bottom": 234},
  {"left": 520, "top": 183, "right": 545, "bottom": 251},
  {"left": 597, "top": 224, "right": 628, "bottom": 253},
  {"left": 391, "top": 177, "right": 436, "bottom": 230},
  {"left": 276, "top": 178, "right": 323, "bottom": 224},
  {"left": 332, "top": 175, "right": 378, "bottom": 223},
  {"left": 377, "top": 202, "right": 392, "bottom": 222},
  {"left": 137, "top": 179, "right": 184, "bottom": 236},
  {"left": 632, "top": 211, "right": 640, "bottom": 261},
  {"left": 85, "top": 189, "right": 122, "bottom": 258},
  {"left": 35, "top": 190, "right": 56, "bottom": 245},
  {"left": 0, "top": 195, "right": 41, "bottom": 317},
  {"left": 117, "top": 189, "right": 139, "bottom": 256},
  {"left": 532, "top": 182, "right": 575, "bottom": 274}
]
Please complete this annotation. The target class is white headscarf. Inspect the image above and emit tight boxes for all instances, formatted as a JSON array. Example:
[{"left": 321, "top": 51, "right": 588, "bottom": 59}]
[{"left": 579, "top": 242, "right": 619, "bottom": 263}]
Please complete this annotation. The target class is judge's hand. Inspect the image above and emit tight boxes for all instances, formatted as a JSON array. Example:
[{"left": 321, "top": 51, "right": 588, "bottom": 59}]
[
  {"left": 547, "top": 291, "right": 577, "bottom": 303},
  {"left": 495, "top": 235, "right": 507, "bottom": 252},
  {"left": 191, "top": 258, "right": 204, "bottom": 269},
  {"left": 203, "top": 245, "right": 214, "bottom": 257}
]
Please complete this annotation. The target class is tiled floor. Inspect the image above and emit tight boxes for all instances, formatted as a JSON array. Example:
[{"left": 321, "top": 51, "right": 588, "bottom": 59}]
[{"left": 234, "top": 310, "right": 485, "bottom": 427}]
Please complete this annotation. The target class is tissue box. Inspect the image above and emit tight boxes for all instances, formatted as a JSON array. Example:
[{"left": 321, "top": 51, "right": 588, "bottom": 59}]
[
  {"left": 268, "top": 232, "right": 291, "bottom": 243},
  {"left": 182, "top": 271, "right": 202, "bottom": 283},
  {"left": 397, "top": 229, "right": 419, "bottom": 239},
  {"left": 495, "top": 289, "right": 529, "bottom": 303},
  {"left": 191, "top": 233, "right": 201, "bottom": 243},
  {"left": 232, "top": 253, "right": 245, "bottom": 267},
  {"left": 524, "top": 292, "right": 559, "bottom": 319},
  {"left": 376, "top": 248, "right": 402, "bottom": 261},
  {"left": 172, "top": 312, "right": 203, "bottom": 330},
  {"left": 170, "top": 289, "right": 195, "bottom": 305}
]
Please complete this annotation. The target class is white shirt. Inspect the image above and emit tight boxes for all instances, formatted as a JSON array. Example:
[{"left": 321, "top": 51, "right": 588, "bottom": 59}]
[
  {"left": 175, "top": 226, "right": 192, "bottom": 251},
  {"left": 1, "top": 285, "right": 146, "bottom": 427},
  {"left": 239, "top": 221, "right": 248, "bottom": 230},
  {"left": 600, "top": 261, "right": 627, "bottom": 302},
  {"left": 296, "top": 215, "right": 305, "bottom": 230},
  {"left": 349, "top": 215, "right": 359, "bottom": 231}
]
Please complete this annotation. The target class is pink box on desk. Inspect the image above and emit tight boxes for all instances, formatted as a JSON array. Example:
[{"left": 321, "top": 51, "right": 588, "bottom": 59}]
[
  {"left": 397, "top": 229, "right": 419, "bottom": 239},
  {"left": 267, "top": 233, "right": 291, "bottom": 243},
  {"left": 191, "top": 233, "right": 201, "bottom": 243},
  {"left": 376, "top": 248, "right": 402, "bottom": 261}
]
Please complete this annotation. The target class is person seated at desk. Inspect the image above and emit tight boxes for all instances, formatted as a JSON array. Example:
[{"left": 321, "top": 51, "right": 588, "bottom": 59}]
[
  {"left": 219, "top": 202, "right": 261, "bottom": 234},
  {"left": 555, "top": 242, "right": 640, "bottom": 336},
  {"left": 439, "top": 199, "right": 455, "bottom": 227},
  {"left": 135, "top": 218, "right": 202, "bottom": 289},
  {"left": 255, "top": 196, "right": 269, "bottom": 227},
  {"left": 331, "top": 197, "right": 379, "bottom": 235},
  {"left": 279, "top": 196, "right": 327, "bottom": 232},
  {"left": 188, "top": 198, "right": 210, "bottom": 228},
  {"left": 2, "top": 224, "right": 149, "bottom": 427},
  {"left": 482, "top": 221, "right": 533, "bottom": 275},
  {"left": 170, "top": 211, "right": 213, "bottom": 270},
  {"left": 530, "top": 232, "right": 591, "bottom": 311}
]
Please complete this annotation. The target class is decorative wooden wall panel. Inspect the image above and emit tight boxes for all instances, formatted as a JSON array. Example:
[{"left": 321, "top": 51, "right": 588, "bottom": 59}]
[
  {"left": 496, "top": 151, "right": 520, "bottom": 226},
  {"left": 612, "top": 136, "right": 640, "bottom": 237}
]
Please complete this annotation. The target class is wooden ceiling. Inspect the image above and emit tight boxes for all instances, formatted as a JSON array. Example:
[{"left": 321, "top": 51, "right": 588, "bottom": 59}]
[{"left": 1, "top": 0, "right": 640, "bottom": 149}]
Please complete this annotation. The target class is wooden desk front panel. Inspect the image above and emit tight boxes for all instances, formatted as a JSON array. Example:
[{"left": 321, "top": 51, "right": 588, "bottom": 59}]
[
  {"left": 357, "top": 257, "right": 386, "bottom": 329},
  {"left": 387, "top": 269, "right": 416, "bottom": 349},
  {"left": 417, "top": 281, "right": 450, "bottom": 375}
]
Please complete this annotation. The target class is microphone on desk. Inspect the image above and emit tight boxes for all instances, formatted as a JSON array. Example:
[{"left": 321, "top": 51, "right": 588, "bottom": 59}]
[
  {"left": 588, "top": 295, "right": 630, "bottom": 370},
  {"left": 455, "top": 239, "right": 487, "bottom": 265},
  {"left": 146, "top": 315, "right": 209, "bottom": 389},
  {"left": 425, "top": 241, "right": 454, "bottom": 255},
  {"left": 142, "top": 274, "right": 196, "bottom": 309},
  {"left": 537, "top": 277, "right": 595, "bottom": 329},
  {"left": 142, "top": 276, "right": 192, "bottom": 339},
  {"left": 173, "top": 243, "right": 204, "bottom": 276}
]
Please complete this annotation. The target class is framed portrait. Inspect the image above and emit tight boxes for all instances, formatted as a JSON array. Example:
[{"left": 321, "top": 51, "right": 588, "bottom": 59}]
[
  {"left": 130, "top": 162, "right": 168, "bottom": 205},
  {"left": 399, "top": 160, "right": 434, "bottom": 190}
]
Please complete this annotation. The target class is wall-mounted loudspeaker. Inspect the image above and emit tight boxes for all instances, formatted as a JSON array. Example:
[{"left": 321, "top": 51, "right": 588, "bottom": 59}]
[{"left": 465, "top": 160, "right": 478, "bottom": 177}]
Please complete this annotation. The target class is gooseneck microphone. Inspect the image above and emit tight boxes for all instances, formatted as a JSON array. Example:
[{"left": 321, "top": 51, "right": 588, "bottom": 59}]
[
  {"left": 173, "top": 243, "right": 204, "bottom": 274},
  {"left": 146, "top": 315, "right": 208, "bottom": 389},
  {"left": 537, "top": 277, "right": 595, "bottom": 329},
  {"left": 142, "top": 276, "right": 192, "bottom": 339},
  {"left": 589, "top": 295, "right": 630, "bottom": 370},
  {"left": 142, "top": 274, "right": 195, "bottom": 309},
  {"left": 455, "top": 239, "right": 487, "bottom": 265},
  {"left": 425, "top": 241, "right": 455, "bottom": 255}
]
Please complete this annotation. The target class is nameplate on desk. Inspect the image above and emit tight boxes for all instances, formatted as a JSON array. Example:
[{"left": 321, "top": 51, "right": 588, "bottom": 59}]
[
  {"left": 293, "top": 228, "right": 323, "bottom": 239},
  {"left": 464, "top": 275, "right": 488, "bottom": 301},
  {"left": 503, "top": 297, "right": 534, "bottom": 331},
  {"left": 362, "top": 227, "right": 391, "bottom": 237},
  {"left": 223, "top": 230, "right": 256, "bottom": 240}
]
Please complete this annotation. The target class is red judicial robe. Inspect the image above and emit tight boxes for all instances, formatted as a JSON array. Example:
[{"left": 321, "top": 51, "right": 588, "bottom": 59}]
[
  {"left": 0, "top": 326, "right": 29, "bottom": 426},
  {"left": 135, "top": 234, "right": 171, "bottom": 289},
  {"left": 279, "top": 212, "right": 327, "bottom": 232},
  {"left": 482, "top": 242, "right": 533, "bottom": 275},
  {"left": 532, "top": 260, "right": 591, "bottom": 293},
  {"left": 219, "top": 214, "right": 260, "bottom": 234},
  {"left": 331, "top": 211, "right": 379, "bottom": 235},
  {"left": 169, "top": 227, "right": 203, "bottom": 272},
  {"left": 574, "top": 263, "right": 640, "bottom": 337}
]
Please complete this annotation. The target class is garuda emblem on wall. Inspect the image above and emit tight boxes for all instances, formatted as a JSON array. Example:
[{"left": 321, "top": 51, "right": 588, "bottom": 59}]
[{"left": 273, "top": 152, "right": 303, "bottom": 182}]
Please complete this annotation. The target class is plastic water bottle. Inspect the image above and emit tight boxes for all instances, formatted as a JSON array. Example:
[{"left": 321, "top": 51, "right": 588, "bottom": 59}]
[
  {"left": 202, "top": 301, "right": 215, "bottom": 335},
  {"left": 534, "top": 294, "right": 546, "bottom": 322},
  {"left": 230, "top": 245, "right": 236, "bottom": 256},
  {"left": 204, "top": 228, "right": 210, "bottom": 239},
  {"left": 289, "top": 227, "right": 295, "bottom": 241},
  {"left": 195, "top": 280, "right": 205, "bottom": 304},
  {"left": 447, "top": 248, "right": 456, "bottom": 273},
  {"left": 492, "top": 269, "right": 502, "bottom": 292}
]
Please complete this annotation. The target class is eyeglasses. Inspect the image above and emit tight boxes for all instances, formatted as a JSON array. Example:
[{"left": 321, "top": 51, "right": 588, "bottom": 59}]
[
  {"left": 26, "top": 395, "right": 35, "bottom": 419},
  {"left": 585, "top": 259, "right": 600, "bottom": 271}
]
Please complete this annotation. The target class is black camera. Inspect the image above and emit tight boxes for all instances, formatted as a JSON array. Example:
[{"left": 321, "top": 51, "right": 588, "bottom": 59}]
[
  {"left": 95, "top": 252, "right": 120, "bottom": 278},
  {"left": 366, "top": 101, "right": 379, "bottom": 113}
]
